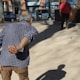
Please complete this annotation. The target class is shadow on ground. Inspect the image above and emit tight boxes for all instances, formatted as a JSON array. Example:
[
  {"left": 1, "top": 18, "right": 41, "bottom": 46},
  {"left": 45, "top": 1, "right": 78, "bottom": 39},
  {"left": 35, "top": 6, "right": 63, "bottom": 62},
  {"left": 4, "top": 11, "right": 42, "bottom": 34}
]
[
  {"left": 29, "top": 21, "right": 61, "bottom": 48},
  {"left": 36, "top": 64, "right": 66, "bottom": 80},
  {"left": 30, "top": 21, "right": 76, "bottom": 48}
]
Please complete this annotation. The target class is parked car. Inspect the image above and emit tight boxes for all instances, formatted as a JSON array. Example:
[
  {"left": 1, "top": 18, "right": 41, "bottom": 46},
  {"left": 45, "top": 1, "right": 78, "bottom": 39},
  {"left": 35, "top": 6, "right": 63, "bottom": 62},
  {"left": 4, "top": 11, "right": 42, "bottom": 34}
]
[
  {"left": 4, "top": 12, "right": 16, "bottom": 22},
  {"left": 41, "top": 9, "right": 49, "bottom": 20},
  {"left": 32, "top": 9, "right": 49, "bottom": 21}
]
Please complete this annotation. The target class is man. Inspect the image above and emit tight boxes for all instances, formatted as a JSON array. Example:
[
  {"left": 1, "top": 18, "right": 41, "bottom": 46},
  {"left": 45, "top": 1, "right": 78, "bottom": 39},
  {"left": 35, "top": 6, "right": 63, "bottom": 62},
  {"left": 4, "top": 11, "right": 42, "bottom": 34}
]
[
  {"left": 59, "top": 0, "right": 71, "bottom": 30},
  {"left": 0, "top": 13, "right": 38, "bottom": 80}
]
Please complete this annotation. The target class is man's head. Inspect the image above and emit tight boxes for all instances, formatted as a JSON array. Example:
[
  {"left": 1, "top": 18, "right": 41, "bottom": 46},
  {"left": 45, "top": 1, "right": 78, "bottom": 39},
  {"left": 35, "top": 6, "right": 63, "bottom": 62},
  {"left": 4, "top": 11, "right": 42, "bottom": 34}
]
[{"left": 19, "top": 13, "right": 32, "bottom": 24}]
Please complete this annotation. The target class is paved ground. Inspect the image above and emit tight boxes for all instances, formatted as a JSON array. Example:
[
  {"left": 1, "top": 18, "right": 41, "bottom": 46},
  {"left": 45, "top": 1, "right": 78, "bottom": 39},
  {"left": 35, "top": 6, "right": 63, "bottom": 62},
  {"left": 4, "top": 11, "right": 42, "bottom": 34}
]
[{"left": 0, "top": 21, "right": 80, "bottom": 80}]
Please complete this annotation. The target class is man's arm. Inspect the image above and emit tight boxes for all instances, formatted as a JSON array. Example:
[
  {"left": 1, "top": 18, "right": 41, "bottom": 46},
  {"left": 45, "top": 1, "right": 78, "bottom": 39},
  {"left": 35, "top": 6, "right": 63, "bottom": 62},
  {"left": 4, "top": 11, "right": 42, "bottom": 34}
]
[
  {"left": 8, "top": 37, "right": 29, "bottom": 54},
  {"left": 17, "top": 37, "right": 29, "bottom": 51},
  {"left": 8, "top": 26, "right": 38, "bottom": 54}
]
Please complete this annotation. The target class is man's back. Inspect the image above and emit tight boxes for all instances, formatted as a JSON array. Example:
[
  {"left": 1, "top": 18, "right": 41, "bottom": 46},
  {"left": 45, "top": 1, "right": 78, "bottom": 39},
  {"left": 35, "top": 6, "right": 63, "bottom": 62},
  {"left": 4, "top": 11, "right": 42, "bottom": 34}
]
[
  {"left": 0, "top": 21, "right": 37, "bottom": 68},
  {"left": 59, "top": 2, "right": 71, "bottom": 14}
]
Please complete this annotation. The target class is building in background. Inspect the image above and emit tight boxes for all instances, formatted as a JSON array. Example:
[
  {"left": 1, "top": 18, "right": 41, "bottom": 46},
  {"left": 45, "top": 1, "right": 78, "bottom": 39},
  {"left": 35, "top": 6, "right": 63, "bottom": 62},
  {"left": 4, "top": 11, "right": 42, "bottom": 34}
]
[
  {"left": 2, "top": 0, "right": 13, "bottom": 12},
  {"left": 0, "top": 0, "right": 79, "bottom": 22},
  {"left": 1, "top": 0, "right": 78, "bottom": 14},
  {"left": 0, "top": 0, "right": 4, "bottom": 22}
]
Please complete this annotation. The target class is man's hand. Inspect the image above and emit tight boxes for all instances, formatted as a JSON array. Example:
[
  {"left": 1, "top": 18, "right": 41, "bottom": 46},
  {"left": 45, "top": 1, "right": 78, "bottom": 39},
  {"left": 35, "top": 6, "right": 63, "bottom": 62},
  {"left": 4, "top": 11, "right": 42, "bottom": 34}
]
[
  {"left": 8, "top": 37, "right": 28, "bottom": 54},
  {"left": 0, "top": 65, "right": 2, "bottom": 71},
  {"left": 8, "top": 46, "right": 18, "bottom": 54}
]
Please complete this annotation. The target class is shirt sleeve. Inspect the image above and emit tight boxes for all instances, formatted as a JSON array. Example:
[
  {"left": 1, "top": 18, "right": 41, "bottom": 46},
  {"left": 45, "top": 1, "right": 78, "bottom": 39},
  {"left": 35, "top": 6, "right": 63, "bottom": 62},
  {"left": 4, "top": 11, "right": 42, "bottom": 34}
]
[
  {"left": 0, "top": 26, "right": 6, "bottom": 45},
  {"left": 24, "top": 25, "right": 38, "bottom": 43}
]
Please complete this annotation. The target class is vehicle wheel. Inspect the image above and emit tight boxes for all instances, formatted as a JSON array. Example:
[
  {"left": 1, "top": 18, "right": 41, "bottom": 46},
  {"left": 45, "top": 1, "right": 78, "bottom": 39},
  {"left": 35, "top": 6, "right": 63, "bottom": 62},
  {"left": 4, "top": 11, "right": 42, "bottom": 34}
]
[{"left": 11, "top": 19, "right": 14, "bottom": 22}]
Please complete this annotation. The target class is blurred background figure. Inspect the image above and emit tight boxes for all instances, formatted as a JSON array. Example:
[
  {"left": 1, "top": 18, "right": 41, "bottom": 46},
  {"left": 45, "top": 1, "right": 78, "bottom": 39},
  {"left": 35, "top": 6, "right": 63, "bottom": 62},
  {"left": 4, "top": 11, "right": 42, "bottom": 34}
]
[{"left": 59, "top": 0, "right": 71, "bottom": 30}]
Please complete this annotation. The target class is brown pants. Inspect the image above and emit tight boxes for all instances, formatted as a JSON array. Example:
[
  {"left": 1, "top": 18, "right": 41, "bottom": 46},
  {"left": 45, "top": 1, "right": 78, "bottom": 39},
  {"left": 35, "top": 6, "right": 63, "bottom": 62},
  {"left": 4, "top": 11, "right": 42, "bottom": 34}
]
[{"left": 1, "top": 66, "right": 29, "bottom": 80}]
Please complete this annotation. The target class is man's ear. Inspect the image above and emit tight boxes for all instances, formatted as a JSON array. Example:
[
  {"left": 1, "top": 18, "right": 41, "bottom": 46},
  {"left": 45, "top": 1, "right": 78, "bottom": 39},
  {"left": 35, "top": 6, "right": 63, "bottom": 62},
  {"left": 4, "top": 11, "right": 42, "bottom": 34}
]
[{"left": 29, "top": 18, "right": 32, "bottom": 25}]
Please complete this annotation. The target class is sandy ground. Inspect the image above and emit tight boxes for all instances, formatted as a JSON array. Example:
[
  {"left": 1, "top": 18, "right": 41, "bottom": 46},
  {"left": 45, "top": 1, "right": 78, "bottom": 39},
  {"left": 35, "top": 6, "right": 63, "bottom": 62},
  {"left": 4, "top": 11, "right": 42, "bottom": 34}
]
[{"left": 0, "top": 21, "right": 80, "bottom": 80}]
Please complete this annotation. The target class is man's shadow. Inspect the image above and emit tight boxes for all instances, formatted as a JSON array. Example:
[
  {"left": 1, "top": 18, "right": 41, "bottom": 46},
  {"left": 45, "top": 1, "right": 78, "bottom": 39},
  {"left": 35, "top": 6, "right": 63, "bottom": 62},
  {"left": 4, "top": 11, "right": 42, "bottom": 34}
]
[{"left": 36, "top": 64, "right": 66, "bottom": 80}]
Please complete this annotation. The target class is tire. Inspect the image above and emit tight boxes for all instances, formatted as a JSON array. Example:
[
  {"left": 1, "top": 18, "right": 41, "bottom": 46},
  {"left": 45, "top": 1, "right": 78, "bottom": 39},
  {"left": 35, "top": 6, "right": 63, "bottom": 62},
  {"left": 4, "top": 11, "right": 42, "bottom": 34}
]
[{"left": 11, "top": 19, "right": 14, "bottom": 22}]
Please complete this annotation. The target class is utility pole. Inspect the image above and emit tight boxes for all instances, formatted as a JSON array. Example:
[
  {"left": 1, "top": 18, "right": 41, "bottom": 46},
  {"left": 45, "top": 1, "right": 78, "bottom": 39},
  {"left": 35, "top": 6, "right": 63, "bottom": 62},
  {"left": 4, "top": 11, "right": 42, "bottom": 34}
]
[
  {"left": 48, "top": 0, "right": 51, "bottom": 18},
  {"left": 78, "top": 0, "right": 80, "bottom": 8},
  {"left": 0, "top": 0, "right": 4, "bottom": 22}
]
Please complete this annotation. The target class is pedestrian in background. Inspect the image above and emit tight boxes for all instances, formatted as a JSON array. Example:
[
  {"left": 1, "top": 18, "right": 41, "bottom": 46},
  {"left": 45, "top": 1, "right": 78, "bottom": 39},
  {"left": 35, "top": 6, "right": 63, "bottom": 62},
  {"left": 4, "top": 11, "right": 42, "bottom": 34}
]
[
  {"left": 0, "top": 13, "right": 38, "bottom": 80},
  {"left": 59, "top": 0, "right": 71, "bottom": 30}
]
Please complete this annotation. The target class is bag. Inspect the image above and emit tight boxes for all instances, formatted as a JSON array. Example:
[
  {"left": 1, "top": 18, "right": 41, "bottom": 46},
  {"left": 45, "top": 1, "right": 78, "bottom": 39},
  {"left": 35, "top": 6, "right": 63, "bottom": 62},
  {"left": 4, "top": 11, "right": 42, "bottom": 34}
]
[{"left": 16, "top": 46, "right": 29, "bottom": 60}]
